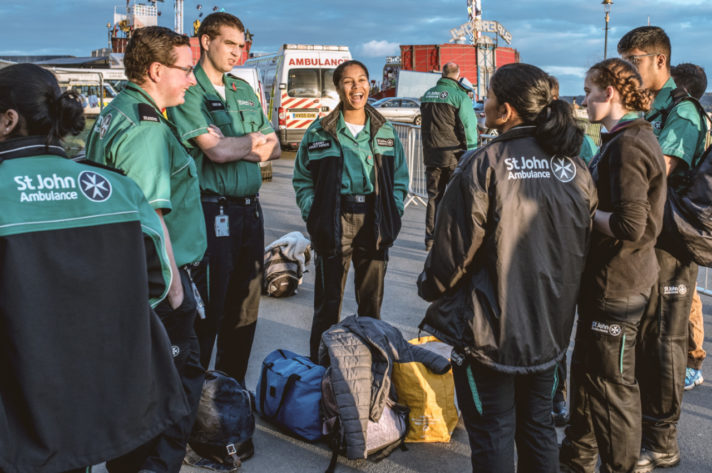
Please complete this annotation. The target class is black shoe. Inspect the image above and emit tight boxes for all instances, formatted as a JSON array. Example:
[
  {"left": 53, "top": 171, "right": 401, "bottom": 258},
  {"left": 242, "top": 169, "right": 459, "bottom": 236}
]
[
  {"left": 635, "top": 448, "right": 680, "bottom": 472},
  {"left": 552, "top": 400, "right": 569, "bottom": 427}
]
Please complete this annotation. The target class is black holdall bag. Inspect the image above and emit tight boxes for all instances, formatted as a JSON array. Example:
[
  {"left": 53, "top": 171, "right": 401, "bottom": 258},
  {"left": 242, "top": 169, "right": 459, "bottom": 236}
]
[{"left": 189, "top": 371, "right": 255, "bottom": 469}]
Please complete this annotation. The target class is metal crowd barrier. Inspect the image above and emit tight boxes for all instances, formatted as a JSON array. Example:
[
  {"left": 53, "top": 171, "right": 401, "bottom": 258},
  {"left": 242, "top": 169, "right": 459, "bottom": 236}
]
[
  {"left": 698, "top": 267, "right": 712, "bottom": 296},
  {"left": 393, "top": 122, "right": 427, "bottom": 209}
]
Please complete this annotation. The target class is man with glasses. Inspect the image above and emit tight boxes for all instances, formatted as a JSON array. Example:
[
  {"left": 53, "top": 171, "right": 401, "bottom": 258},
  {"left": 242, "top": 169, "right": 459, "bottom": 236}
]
[
  {"left": 618, "top": 26, "right": 708, "bottom": 473},
  {"left": 168, "top": 13, "right": 279, "bottom": 407},
  {"left": 86, "top": 26, "right": 207, "bottom": 473}
]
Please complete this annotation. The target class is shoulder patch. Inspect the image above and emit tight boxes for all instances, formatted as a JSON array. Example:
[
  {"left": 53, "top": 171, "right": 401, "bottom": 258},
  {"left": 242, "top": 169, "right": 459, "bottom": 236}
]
[
  {"left": 439, "top": 91, "right": 449, "bottom": 99},
  {"left": 376, "top": 138, "right": 395, "bottom": 147},
  {"left": 308, "top": 140, "right": 332, "bottom": 152},
  {"left": 138, "top": 103, "right": 160, "bottom": 123},
  {"left": 206, "top": 99, "right": 226, "bottom": 111},
  {"left": 96, "top": 112, "right": 113, "bottom": 139}
]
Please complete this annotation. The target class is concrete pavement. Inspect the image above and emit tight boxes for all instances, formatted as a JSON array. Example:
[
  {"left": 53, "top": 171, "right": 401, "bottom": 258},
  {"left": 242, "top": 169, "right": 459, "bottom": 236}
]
[{"left": 100, "top": 153, "right": 712, "bottom": 472}]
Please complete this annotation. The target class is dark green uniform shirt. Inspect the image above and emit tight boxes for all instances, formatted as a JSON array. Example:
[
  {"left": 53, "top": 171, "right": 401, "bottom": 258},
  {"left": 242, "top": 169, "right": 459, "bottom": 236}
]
[
  {"left": 167, "top": 63, "right": 274, "bottom": 197},
  {"left": 647, "top": 77, "right": 708, "bottom": 189},
  {"left": 85, "top": 82, "right": 207, "bottom": 268}
]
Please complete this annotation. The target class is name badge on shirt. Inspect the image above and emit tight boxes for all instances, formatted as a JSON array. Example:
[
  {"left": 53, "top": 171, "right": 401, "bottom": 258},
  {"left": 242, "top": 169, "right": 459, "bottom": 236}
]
[
  {"left": 308, "top": 140, "right": 332, "bottom": 151},
  {"left": 207, "top": 100, "right": 226, "bottom": 111},
  {"left": 215, "top": 214, "right": 229, "bottom": 237},
  {"left": 376, "top": 138, "right": 394, "bottom": 147}
]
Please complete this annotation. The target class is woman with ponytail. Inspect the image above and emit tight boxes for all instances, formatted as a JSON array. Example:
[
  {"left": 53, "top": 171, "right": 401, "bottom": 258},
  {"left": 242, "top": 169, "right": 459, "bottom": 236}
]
[
  {"left": 560, "top": 58, "right": 666, "bottom": 473},
  {"left": 417, "top": 62, "right": 597, "bottom": 472},
  {"left": 0, "top": 64, "right": 189, "bottom": 473}
]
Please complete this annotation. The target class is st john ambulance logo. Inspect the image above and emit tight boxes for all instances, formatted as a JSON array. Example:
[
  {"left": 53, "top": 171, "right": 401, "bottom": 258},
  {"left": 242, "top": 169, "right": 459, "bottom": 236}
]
[
  {"left": 78, "top": 171, "right": 112, "bottom": 202},
  {"left": 551, "top": 156, "right": 576, "bottom": 183}
]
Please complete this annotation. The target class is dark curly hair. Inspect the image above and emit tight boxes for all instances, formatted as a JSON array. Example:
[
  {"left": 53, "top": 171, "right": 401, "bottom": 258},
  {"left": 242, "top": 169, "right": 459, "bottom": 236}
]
[
  {"left": 0, "top": 63, "right": 85, "bottom": 144},
  {"left": 490, "top": 63, "right": 583, "bottom": 157},
  {"left": 587, "top": 58, "right": 653, "bottom": 112}
]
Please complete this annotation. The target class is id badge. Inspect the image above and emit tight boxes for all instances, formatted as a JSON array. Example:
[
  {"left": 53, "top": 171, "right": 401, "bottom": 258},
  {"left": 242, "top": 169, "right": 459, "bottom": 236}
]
[{"left": 215, "top": 214, "right": 230, "bottom": 237}]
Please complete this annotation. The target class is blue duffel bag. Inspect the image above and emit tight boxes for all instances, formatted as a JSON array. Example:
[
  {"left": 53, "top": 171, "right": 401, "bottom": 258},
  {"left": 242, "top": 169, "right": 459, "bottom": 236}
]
[{"left": 256, "top": 349, "right": 325, "bottom": 441}]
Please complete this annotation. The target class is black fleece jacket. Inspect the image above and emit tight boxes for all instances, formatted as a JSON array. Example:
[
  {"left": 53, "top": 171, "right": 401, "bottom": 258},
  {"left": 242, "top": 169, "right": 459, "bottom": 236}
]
[{"left": 584, "top": 117, "right": 667, "bottom": 298}]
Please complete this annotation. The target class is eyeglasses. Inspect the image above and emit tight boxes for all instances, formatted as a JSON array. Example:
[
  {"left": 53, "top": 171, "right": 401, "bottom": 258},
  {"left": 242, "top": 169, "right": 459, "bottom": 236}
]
[
  {"left": 162, "top": 63, "right": 194, "bottom": 77},
  {"left": 624, "top": 53, "right": 659, "bottom": 66}
]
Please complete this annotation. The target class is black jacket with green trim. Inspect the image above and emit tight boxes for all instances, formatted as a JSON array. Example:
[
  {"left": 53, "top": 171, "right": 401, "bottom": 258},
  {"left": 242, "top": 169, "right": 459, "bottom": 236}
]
[{"left": 0, "top": 136, "right": 189, "bottom": 473}]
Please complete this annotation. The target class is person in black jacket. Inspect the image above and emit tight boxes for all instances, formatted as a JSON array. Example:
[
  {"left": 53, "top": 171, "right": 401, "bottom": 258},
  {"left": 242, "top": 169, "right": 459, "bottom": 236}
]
[
  {"left": 559, "top": 58, "right": 666, "bottom": 473},
  {"left": 417, "top": 63, "right": 597, "bottom": 473},
  {"left": 0, "top": 64, "right": 189, "bottom": 473}
]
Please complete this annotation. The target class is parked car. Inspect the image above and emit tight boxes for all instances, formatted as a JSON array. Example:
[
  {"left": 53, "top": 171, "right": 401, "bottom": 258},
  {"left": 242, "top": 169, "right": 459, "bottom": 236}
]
[{"left": 372, "top": 97, "right": 422, "bottom": 125}]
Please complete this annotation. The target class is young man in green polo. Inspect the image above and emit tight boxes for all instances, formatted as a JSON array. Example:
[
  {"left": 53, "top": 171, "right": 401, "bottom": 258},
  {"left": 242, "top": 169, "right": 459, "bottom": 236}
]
[
  {"left": 167, "top": 12, "right": 280, "bottom": 396},
  {"left": 85, "top": 26, "right": 207, "bottom": 472},
  {"left": 618, "top": 26, "right": 708, "bottom": 473}
]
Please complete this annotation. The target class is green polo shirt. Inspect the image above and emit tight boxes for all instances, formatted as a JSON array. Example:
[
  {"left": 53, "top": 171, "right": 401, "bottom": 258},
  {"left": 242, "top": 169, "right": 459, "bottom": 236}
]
[
  {"left": 339, "top": 115, "right": 377, "bottom": 196},
  {"left": 85, "top": 82, "right": 207, "bottom": 267},
  {"left": 167, "top": 64, "right": 274, "bottom": 197},
  {"left": 646, "top": 77, "right": 707, "bottom": 187}
]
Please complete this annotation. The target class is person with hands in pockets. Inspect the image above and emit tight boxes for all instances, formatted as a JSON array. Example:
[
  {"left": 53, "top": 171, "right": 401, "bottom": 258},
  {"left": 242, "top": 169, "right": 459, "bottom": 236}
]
[{"left": 292, "top": 60, "right": 409, "bottom": 361}]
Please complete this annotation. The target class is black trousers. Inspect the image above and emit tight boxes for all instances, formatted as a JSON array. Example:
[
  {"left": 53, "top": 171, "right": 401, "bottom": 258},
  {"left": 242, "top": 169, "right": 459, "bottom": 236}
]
[
  {"left": 107, "top": 268, "right": 204, "bottom": 473},
  {"left": 194, "top": 200, "right": 264, "bottom": 384},
  {"left": 560, "top": 290, "right": 650, "bottom": 473},
  {"left": 310, "top": 207, "right": 387, "bottom": 361},
  {"left": 637, "top": 248, "right": 697, "bottom": 453},
  {"left": 425, "top": 165, "right": 455, "bottom": 244},
  {"left": 452, "top": 358, "right": 559, "bottom": 473}
]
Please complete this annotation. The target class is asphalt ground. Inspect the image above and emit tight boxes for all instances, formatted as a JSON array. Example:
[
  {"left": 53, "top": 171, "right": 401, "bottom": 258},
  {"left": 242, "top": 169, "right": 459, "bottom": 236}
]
[{"left": 97, "top": 151, "right": 712, "bottom": 473}]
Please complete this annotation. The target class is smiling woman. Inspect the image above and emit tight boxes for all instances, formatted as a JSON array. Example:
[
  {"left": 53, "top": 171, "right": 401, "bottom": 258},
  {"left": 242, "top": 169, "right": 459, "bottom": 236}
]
[{"left": 292, "top": 59, "right": 410, "bottom": 361}]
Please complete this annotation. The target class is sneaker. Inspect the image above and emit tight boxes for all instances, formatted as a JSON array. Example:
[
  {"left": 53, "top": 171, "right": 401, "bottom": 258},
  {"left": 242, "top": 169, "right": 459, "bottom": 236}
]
[
  {"left": 684, "top": 367, "right": 704, "bottom": 391},
  {"left": 635, "top": 448, "right": 680, "bottom": 472},
  {"left": 552, "top": 400, "right": 569, "bottom": 427}
]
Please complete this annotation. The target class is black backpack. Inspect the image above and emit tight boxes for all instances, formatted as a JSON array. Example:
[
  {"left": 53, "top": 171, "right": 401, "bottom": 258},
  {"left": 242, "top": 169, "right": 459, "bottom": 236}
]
[
  {"left": 189, "top": 371, "right": 255, "bottom": 469},
  {"left": 263, "top": 246, "right": 310, "bottom": 298},
  {"left": 653, "top": 89, "right": 712, "bottom": 265}
]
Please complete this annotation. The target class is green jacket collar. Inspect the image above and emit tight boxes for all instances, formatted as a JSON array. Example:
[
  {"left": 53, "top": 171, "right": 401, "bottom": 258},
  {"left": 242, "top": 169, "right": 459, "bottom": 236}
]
[
  {"left": 321, "top": 104, "right": 387, "bottom": 141},
  {"left": 436, "top": 77, "right": 461, "bottom": 90}
]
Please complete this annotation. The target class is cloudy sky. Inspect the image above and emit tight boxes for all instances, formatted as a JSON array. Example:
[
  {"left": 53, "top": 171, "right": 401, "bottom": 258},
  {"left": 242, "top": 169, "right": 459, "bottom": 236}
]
[{"left": 1, "top": 0, "right": 710, "bottom": 96}]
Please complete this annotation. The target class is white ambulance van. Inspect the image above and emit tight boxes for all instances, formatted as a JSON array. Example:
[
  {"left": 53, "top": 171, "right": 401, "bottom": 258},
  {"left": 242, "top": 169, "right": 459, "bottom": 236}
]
[{"left": 245, "top": 44, "right": 351, "bottom": 148}]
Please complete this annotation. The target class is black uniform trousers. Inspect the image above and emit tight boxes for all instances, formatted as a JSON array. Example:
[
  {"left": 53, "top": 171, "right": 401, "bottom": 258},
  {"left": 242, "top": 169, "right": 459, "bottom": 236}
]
[
  {"left": 452, "top": 358, "right": 559, "bottom": 473},
  {"left": 107, "top": 268, "right": 204, "bottom": 473},
  {"left": 194, "top": 198, "right": 264, "bottom": 384},
  {"left": 637, "top": 248, "right": 697, "bottom": 454},
  {"left": 560, "top": 290, "right": 650, "bottom": 473},
  {"left": 310, "top": 200, "right": 387, "bottom": 361},
  {"left": 425, "top": 164, "right": 455, "bottom": 245}
]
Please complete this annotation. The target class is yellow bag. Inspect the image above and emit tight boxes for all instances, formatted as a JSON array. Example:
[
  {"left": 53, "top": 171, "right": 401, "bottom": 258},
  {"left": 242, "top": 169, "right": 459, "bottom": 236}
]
[{"left": 392, "top": 336, "right": 459, "bottom": 443}]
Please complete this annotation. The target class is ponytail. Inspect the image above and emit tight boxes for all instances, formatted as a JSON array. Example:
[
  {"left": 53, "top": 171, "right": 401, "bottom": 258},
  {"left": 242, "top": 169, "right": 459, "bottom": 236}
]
[
  {"left": 534, "top": 99, "right": 584, "bottom": 157},
  {"left": 491, "top": 63, "right": 583, "bottom": 157},
  {"left": 0, "top": 63, "right": 85, "bottom": 145}
]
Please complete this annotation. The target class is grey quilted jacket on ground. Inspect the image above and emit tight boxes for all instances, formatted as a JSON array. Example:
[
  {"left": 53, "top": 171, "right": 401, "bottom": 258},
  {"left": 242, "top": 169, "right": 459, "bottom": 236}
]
[{"left": 318, "top": 315, "right": 451, "bottom": 459}]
